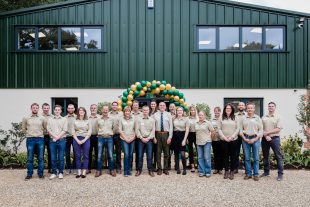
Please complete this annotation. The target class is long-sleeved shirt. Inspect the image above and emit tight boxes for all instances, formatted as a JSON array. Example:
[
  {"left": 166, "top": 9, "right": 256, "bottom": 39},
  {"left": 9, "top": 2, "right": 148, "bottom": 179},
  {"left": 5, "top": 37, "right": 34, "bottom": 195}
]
[
  {"left": 211, "top": 117, "right": 221, "bottom": 141},
  {"left": 109, "top": 111, "right": 123, "bottom": 134},
  {"left": 65, "top": 113, "right": 76, "bottom": 136},
  {"left": 195, "top": 120, "right": 215, "bottom": 145},
  {"left": 22, "top": 114, "right": 46, "bottom": 138},
  {"left": 173, "top": 117, "right": 190, "bottom": 131},
  {"left": 42, "top": 113, "right": 53, "bottom": 135},
  {"left": 97, "top": 116, "right": 115, "bottom": 137},
  {"left": 188, "top": 116, "right": 197, "bottom": 133},
  {"left": 47, "top": 116, "right": 68, "bottom": 138},
  {"left": 262, "top": 114, "right": 283, "bottom": 137},
  {"left": 119, "top": 116, "right": 136, "bottom": 137},
  {"left": 218, "top": 118, "right": 239, "bottom": 141},
  {"left": 89, "top": 114, "right": 99, "bottom": 135},
  {"left": 153, "top": 111, "right": 173, "bottom": 139},
  {"left": 240, "top": 114, "right": 263, "bottom": 138},
  {"left": 73, "top": 119, "right": 92, "bottom": 137},
  {"left": 135, "top": 116, "right": 155, "bottom": 139}
]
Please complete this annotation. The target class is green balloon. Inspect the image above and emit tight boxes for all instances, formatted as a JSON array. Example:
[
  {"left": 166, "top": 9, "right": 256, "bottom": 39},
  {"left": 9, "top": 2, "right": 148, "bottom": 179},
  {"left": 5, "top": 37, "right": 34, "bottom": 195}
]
[
  {"left": 122, "top": 103, "right": 127, "bottom": 108},
  {"left": 161, "top": 80, "right": 167, "bottom": 85},
  {"left": 163, "top": 90, "right": 168, "bottom": 95},
  {"left": 179, "top": 93, "right": 184, "bottom": 99},
  {"left": 169, "top": 99, "right": 174, "bottom": 103},
  {"left": 183, "top": 98, "right": 186, "bottom": 102},
  {"left": 156, "top": 82, "right": 161, "bottom": 87},
  {"left": 127, "top": 88, "right": 131, "bottom": 93},
  {"left": 147, "top": 88, "right": 152, "bottom": 92},
  {"left": 180, "top": 104, "right": 185, "bottom": 108},
  {"left": 168, "top": 90, "right": 173, "bottom": 95},
  {"left": 174, "top": 102, "right": 180, "bottom": 106},
  {"left": 122, "top": 97, "right": 127, "bottom": 102},
  {"left": 123, "top": 91, "right": 129, "bottom": 97},
  {"left": 137, "top": 84, "right": 142, "bottom": 91},
  {"left": 151, "top": 83, "right": 156, "bottom": 89},
  {"left": 134, "top": 90, "right": 139, "bottom": 97},
  {"left": 141, "top": 81, "right": 146, "bottom": 87},
  {"left": 184, "top": 107, "right": 189, "bottom": 112},
  {"left": 174, "top": 90, "right": 179, "bottom": 96}
]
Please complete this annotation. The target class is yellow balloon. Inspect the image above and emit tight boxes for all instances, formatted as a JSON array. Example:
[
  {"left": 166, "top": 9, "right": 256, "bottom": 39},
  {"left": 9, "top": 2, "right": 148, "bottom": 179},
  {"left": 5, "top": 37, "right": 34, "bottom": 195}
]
[
  {"left": 118, "top": 99, "right": 122, "bottom": 104},
  {"left": 118, "top": 106, "right": 122, "bottom": 111},
  {"left": 151, "top": 89, "right": 156, "bottom": 94},
  {"left": 129, "top": 90, "right": 134, "bottom": 95},
  {"left": 152, "top": 80, "right": 157, "bottom": 84},
  {"left": 146, "top": 81, "right": 151, "bottom": 88},
  {"left": 127, "top": 94, "right": 133, "bottom": 101},
  {"left": 166, "top": 84, "right": 171, "bottom": 90},
  {"left": 139, "top": 90, "right": 145, "bottom": 97},
  {"left": 170, "top": 95, "right": 174, "bottom": 99},
  {"left": 171, "top": 86, "right": 176, "bottom": 91},
  {"left": 135, "top": 82, "right": 140, "bottom": 85},
  {"left": 159, "top": 84, "right": 165, "bottom": 90},
  {"left": 179, "top": 99, "right": 184, "bottom": 104},
  {"left": 143, "top": 87, "right": 147, "bottom": 92},
  {"left": 174, "top": 96, "right": 180, "bottom": 101},
  {"left": 165, "top": 94, "right": 170, "bottom": 99},
  {"left": 155, "top": 88, "right": 160, "bottom": 94},
  {"left": 131, "top": 85, "right": 137, "bottom": 91},
  {"left": 127, "top": 100, "right": 133, "bottom": 106},
  {"left": 184, "top": 103, "right": 188, "bottom": 107}
]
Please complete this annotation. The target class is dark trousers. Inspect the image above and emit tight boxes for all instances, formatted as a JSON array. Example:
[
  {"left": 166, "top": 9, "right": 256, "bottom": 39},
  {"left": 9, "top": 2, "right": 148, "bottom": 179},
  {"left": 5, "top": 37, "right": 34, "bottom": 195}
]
[
  {"left": 262, "top": 136, "right": 284, "bottom": 175},
  {"left": 187, "top": 132, "right": 197, "bottom": 166},
  {"left": 235, "top": 135, "right": 243, "bottom": 170},
  {"left": 212, "top": 140, "right": 223, "bottom": 171},
  {"left": 44, "top": 135, "right": 51, "bottom": 170},
  {"left": 134, "top": 138, "right": 139, "bottom": 170},
  {"left": 113, "top": 134, "right": 122, "bottom": 170},
  {"left": 156, "top": 132, "right": 170, "bottom": 171},
  {"left": 221, "top": 139, "right": 238, "bottom": 171},
  {"left": 137, "top": 139, "right": 153, "bottom": 171},
  {"left": 88, "top": 135, "right": 98, "bottom": 170},
  {"left": 65, "top": 136, "right": 75, "bottom": 170},
  {"left": 73, "top": 136, "right": 90, "bottom": 170},
  {"left": 152, "top": 142, "right": 157, "bottom": 170}
]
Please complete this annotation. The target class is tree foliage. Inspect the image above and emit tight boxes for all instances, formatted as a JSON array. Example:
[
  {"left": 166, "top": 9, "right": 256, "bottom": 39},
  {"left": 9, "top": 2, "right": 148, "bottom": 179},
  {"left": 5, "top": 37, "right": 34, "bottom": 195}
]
[{"left": 0, "top": 0, "right": 66, "bottom": 12}]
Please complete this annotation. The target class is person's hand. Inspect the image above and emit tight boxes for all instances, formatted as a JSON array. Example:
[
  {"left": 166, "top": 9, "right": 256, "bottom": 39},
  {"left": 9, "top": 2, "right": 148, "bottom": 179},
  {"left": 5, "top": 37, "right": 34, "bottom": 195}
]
[
  {"left": 153, "top": 138, "right": 157, "bottom": 144},
  {"left": 186, "top": 139, "right": 189, "bottom": 145},
  {"left": 182, "top": 140, "right": 186, "bottom": 146},
  {"left": 263, "top": 132, "right": 268, "bottom": 137},
  {"left": 167, "top": 138, "right": 172, "bottom": 145},
  {"left": 225, "top": 137, "right": 231, "bottom": 142},
  {"left": 78, "top": 140, "right": 83, "bottom": 145},
  {"left": 142, "top": 138, "right": 149, "bottom": 143},
  {"left": 266, "top": 136, "right": 272, "bottom": 141}
]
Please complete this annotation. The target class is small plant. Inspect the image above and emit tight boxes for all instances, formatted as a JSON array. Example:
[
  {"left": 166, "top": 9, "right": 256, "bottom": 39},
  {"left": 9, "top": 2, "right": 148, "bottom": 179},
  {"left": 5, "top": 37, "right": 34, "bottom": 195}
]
[
  {"left": 296, "top": 83, "right": 310, "bottom": 141},
  {"left": 195, "top": 103, "right": 211, "bottom": 120},
  {"left": 97, "top": 102, "right": 112, "bottom": 115},
  {"left": 281, "top": 134, "right": 306, "bottom": 169}
]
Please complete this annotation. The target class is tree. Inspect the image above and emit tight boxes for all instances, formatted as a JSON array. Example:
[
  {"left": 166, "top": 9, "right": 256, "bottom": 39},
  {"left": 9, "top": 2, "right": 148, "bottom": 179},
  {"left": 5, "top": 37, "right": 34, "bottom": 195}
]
[
  {"left": 296, "top": 82, "right": 310, "bottom": 141},
  {"left": 0, "top": 0, "right": 66, "bottom": 12}
]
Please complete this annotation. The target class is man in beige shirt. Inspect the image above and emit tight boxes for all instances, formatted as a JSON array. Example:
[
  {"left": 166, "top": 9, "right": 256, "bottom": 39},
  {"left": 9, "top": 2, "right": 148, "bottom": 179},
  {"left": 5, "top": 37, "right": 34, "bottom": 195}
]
[
  {"left": 135, "top": 106, "right": 155, "bottom": 177},
  {"left": 47, "top": 105, "right": 68, "bottom": 180},
  {"left": 65, "top": 104, "right": 76, "bottom": 175},
  {"left": 261, "top": 102, "right": 284, "bottom": 181},
  {"left": 22, "top": 103, "right": 46, "bottom": 180},
  {"left": 42, "top": 103, "right": 53, "bottom": 173},
  {"left": 88, "top": 104, "right": 99, "bottom": 174},
  {"left": 131, "top": 100, "right": 142, "bottom": 171},
  {"left": 153, "top": 102, "right": 173, "bottom": 175}
]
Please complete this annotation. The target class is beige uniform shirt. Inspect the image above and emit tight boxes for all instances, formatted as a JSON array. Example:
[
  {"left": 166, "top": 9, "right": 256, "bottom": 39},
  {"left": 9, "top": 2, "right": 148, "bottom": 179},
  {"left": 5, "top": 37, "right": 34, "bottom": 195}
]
[
  {"left": 65, "top": 114, "right": 76, "bottom": 136},
  {"left": 262, "top": 114, "right": 283, "bottom": 137},
  {"left": 131, "top": 111, "right": 142, "bottom": 118},
  {"left": 135, "top": 116, "right": 155, "bottom": 139},
  {"left": 153, "top": 111, "right": 173, "bottom": 139},
  {"left": 97, "top": 116, "right": 115, "bottom": 137},
  {"left": 188, "top": 117, "right": 197, "bottom": 133},
  {"left": 218, "top": 118, "right": 240, "bottom": 141},
  {"left": 119, "top": 116, "right": 136, "bottom": 137},
  {"left": 109, "top": 111, "right": 123, "bottom": 134},
  {"left": 22, "top": 114, "right": 46, "bottom": 137},
  {"left": 42, "top": 114, "right": 53, "bottom": 135},
  {"left": 240, "top": 114, "right": 263, "bottom": 138},
  {"left": 47, "top": 116, "right": 68, "bottom": 138},
  {"left": 73, "top": 119, "right": 92, "bottom": 137},
  {"left": 195, "top": 120, "right": 215, "bottom": 145},
  {"left": 211, "top": 117, "right": 221, "bottom": 141},
  {"left": 235, "top": 111, "right": 247, "bottom": 128},
  {"left": 173, "top": 117, "right": 190, "bottom": 131},
  {"left": 89, "top": 114, "right": 99, "bottom": 135}
]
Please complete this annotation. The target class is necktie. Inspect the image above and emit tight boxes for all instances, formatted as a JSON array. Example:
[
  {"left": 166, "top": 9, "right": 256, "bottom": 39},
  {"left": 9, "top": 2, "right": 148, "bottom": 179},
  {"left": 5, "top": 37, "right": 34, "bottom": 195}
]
[{"left": 160, "top": 112, "right": 164, "bottom": 132}]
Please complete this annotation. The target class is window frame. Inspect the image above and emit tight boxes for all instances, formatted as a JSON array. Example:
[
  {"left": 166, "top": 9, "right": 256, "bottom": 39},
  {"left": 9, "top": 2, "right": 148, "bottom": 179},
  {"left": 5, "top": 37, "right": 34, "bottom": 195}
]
[
  {"left": 223, "top": 97, "right": 264, "bottom": 117},
  {"left": 195, "top": 25, "right": 286, "bottom": 53},
  {"left": 15, "top": 25, "right": 105, "bottom": 53},
  {"left": 51, "top": 97, "right": 78, "bottom": 116}
]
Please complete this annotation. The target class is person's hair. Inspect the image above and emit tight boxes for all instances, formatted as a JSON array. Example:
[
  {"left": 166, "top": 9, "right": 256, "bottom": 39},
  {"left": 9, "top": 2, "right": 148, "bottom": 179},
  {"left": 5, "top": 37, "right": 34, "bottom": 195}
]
[
  {"left": 222, "top": 103, "right": 235, "bottom": 120},
  {"left": 198, "top": 111, "right": 206, "bottom": 117},
  {"left": 169, "top": 103, "right": 175, "bottom": 107},
  {"left": 151, "top": 99, "right": 157, "bottom": 104},
  {"left": 214, "top": 106, "right": 221, "bottom": 112},
  {"left": 31, "top": 103, "right": 39, "bottom": 108},
  {"left": 142, "top": 105, "right": 150, "bottom": 110},
  {"left": 246, "top": 102, "right": 256, "bottom": 108},
  {"left": 268, "top": 102, "right": 276, "bottom": 107},
  {"left": 42, "top": 103, "right": 49, "bottom": 108},
  {"left": 123, "top": 106, "right": 132, "bottom": 113},
  {"left": 175, "top": 106, "right": 184, "bottom": 118},
  {"left": 189, "top": 105, "right": 198, "bottom": 119},
  {"left": 133, "top": 100, "right": 139, "bottom": 105},
  {"left": 76, "top": 107, "right": 88, "bottom": 120},
  {"left": 90, "top": 104, "right": 97, "bottom": 108},
  {"left": 112, "top": 101, "right": 118, "bottom": 106},
  {"left": 67, "top": 104, "right": 75, "bottom": 108},
  {"left": 102, "top": 105, "right": 109, "bottom": 110},
  {"left": 54, "top": 105, "right": 62, "bottom": 110}
]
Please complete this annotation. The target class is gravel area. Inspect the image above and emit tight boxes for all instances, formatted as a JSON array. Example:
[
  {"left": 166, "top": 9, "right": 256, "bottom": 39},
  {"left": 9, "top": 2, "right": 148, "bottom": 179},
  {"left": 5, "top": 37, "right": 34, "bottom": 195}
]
[{"left": 0, "top": 169, "right": 309, "bottom": 207}]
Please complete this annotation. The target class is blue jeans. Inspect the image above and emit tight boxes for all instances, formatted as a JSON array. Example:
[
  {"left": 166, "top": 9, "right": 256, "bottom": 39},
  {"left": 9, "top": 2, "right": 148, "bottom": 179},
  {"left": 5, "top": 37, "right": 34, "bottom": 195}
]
[
  {"left": 26, "top": 137, "right": 44, "bottom": 177},
  {"left": 262, "top": 136, "right": 284, "bottom": 175},
  {"left": 121, "top": 140, "right": 135, "bottom": 175},
  {"left": 97, "top": 137, "right": 114, "bottom": 172},
  {"left": 137, "top": 139, "right": 153, "bottom": 171},
  {"left": 197, "top": 142, "right": 212, "bottom": 175},
  {"left": 243, "top": 137, "right": 261, "bottom": 176},
  {"left": 49, "top": 139, "right": 66, "bottom": 175}
]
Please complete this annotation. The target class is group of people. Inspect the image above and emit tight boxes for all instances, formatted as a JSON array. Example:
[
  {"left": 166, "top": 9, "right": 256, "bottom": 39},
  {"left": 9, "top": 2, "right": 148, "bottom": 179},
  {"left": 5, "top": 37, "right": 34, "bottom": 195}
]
[{"left": 22, "top": 99, "right": 284, "bottom": 181}]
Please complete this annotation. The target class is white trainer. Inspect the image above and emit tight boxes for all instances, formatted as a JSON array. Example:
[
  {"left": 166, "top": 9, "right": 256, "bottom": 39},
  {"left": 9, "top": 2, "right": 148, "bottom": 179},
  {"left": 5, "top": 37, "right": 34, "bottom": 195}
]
[
  {"left": 58, "top": 173, "right": 64, "bottom": 179},
  {"left": 49, "top": 174, "right": 57, "bottom": 180}
]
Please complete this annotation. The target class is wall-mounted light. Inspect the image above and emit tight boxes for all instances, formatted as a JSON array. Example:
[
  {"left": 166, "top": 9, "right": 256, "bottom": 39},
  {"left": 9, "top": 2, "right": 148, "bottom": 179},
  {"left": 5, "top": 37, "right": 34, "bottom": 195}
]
[
  {"left": 147, "top": 0, "right": 154, "bottom": 9},
  {"left": 298, "top": 17, "right": 305, "bottom": 29}
]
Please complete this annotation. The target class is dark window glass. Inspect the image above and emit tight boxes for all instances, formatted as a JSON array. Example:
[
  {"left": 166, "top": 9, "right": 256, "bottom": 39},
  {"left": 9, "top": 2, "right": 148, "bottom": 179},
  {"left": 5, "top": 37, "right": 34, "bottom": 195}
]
[
  {"left": 84, "top": 28, "right": 102, "bottom": 50},
  {"left": 18, "top": 28, "right": 36, "bottom": 49},
  {"left": 224, "top": 98, "right": 264, "bottom": 117},
  {"left": 51, "top": 97, "right": 78, "bottom": 116},
  {"left": 242, "top": 27, "right": 262, "bottom": 50},
  {"left": 61, "top": 27, "right": 81, "bottom": 51},
  {"left": 198, "top": 27, "right": 216, "bottom": 50},
  {"left": 219, "top": 27, "right": 239, "bottom": 50},
  {"left": 38, "top": 27, "right": 58, "bottom": 50},
  {"left": 265, "top": 28, "right": 284, "bottom": 50}
]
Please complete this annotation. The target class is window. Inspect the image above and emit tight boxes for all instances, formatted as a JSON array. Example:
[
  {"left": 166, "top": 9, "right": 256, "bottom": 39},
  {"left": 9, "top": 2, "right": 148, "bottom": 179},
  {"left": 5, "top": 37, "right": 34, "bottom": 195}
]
[
  {"left": 17, "top": 28, "right": 36, "bottom": 50},
  {"left": 15, "top": 26, "right": 104, "bottom": 52},
  {"left": 51, "top": 97, "right": 78, "bottom": 116},
  {"left": 219, "top": 27, "right": 239, "bottom": 50},
  {"left": 265, "top": 28, "right": 284, "bottom": 50},
  {"left": 197, "top": 27, "right": 216, "bottom": 50},
  {"left": 224, "top": 98, "right": 264, "bottom": 117},
  {"left": 38, "top": 27, "right": 58, "bottom": 50},
  {"left": 196, "top": 26, "right": 285, "bottom": 52}
]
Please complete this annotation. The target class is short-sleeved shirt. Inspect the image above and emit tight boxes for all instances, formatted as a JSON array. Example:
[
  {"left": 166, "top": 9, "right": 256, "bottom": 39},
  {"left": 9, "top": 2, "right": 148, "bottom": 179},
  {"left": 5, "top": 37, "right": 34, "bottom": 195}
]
[
  {"left": 235, "top": 111, "right": 247, "bottom": 128},
  {"left": 73, "top": 119, "right": 92, "bottom": 137},
  {"left": 211, "top": 117, "right": 221, "bottom": 141},
  {"left": 42, "top": 114, "right": 53, "bottom": 135},
  {"left": 153, "top": 111, "right": 173, "bottom": 139},
  {"left": 188, "top": 117, "right": 197, "bottom": 132},
  {"left": 109, "top": 111, "right": 123, "bottom": 134},
  {"left": 135, "top": 116, "right": 155, "bottom": 139},
  {"left": 119, "top": 116, "right": 135, "bottom": 137},
  {"left": 195, "top": 120, "right": 215, "bottom": 145},
  {"left": 262, "top": 114, "right": 283, "bottom": 137},
  {"left": 131, "top": 111, "right": 142, "bottom": 118},
  {"left": 89, "top": 114, "right": 99, "bottom": 135},
  {"left": 22, "top": 114, "right": 46, "bottom": 138},
  {"left": 240, "top": 114, "right": 263, "bottom": 138},
  {"left": 65, "top": 114, "right": 76, "bottom": 136},
  {"left": 47, "top": 116, "right": 68, "bottom": 138},
  {"left": 218, "top": 118, "right": 239, "bottom": 141},
  {"left": 97, "top": 116, "right": 115, "bottom": 137},
  {"left": 173, "top": 117, "right": 190, "bottom": 132}
]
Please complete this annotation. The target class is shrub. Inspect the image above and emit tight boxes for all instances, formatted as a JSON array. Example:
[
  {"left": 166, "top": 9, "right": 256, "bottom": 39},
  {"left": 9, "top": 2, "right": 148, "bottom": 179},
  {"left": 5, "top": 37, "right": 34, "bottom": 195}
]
[
  {"left": 195, "top": 103, "right": 211, "bottom": 120},
  {"left": 97, "top": 102, "right": 112, "bottom": 115}
]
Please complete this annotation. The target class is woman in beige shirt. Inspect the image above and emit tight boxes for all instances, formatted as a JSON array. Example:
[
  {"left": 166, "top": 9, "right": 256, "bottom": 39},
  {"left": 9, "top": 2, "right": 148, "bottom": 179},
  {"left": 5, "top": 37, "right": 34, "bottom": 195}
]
[
  {"left": 218, "top": 103, "right": 239, "bottom": 180},
  {"left": 119, "top": 106, "right": 136, "bottom": 177},
  {"left": 187, "top": 105, "right": 198, "bottom": 172},
  {"left": 211, "top": 107, "right": 223, "bottom": 175},
  {"left": 172, "top": 107, "right": 189, "bottom": 175},
  {"left": 72, "top": 107, "right": 92, "bottom": 178}
]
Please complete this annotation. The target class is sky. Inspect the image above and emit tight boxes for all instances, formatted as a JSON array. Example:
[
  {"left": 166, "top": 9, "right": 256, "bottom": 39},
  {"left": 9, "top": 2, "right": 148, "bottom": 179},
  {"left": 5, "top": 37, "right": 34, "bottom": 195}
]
[{"left": 231, "top": 0, "right": 310, "bottom": 13}]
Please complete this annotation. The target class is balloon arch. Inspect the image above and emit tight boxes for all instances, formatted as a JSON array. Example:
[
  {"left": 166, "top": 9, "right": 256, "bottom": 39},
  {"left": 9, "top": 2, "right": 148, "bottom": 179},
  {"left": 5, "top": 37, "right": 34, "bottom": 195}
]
[{"left": 118, "top": 80, "right": 188, "bottom": 111}]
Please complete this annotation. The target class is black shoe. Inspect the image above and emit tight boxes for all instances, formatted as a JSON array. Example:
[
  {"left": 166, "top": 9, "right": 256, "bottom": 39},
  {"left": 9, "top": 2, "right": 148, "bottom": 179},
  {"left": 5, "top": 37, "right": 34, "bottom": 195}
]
[
  {"left": 39, "top": 175, "right": 44, "bottom": 179},
  {"left": 277, "top": 175, "right": 283, "bottom": 181},
  {"left": 157, "top": 170, "right": 162, "bottom": 175},
  {"left": 163, "top": 170, "right": 169, "bottom": 175},
  {"left": 135, "top": 171, "right": 141, "bottom": 177},
  {"left": 76, "top": 175, "right": 81, "bottom": 178},
  {"left": 81, "top": 175, "right": 86, "bottom": 178},
  {"left": 224, "top": 171, "right": 229, "bottom": 179},
  {"left": 260, "top": 173, "right": 270, "bottom": 178},
  {"left": 149, "top": 171, "right": 155, "bottom": 177},
  {"left": 182, "top": 170, "right": 186, "bottom": 175},
  {"left": 25, "top": 175, "right": 32, "bottom": 180},
  {"left": 176, "top": 169, "right": 181, "bottom": 174},
  {"left": 234, "top": 169, "right": 238, "bottom": 174},
  {"left": 48, "top": 169, "right": 52, "bottom": 174}
]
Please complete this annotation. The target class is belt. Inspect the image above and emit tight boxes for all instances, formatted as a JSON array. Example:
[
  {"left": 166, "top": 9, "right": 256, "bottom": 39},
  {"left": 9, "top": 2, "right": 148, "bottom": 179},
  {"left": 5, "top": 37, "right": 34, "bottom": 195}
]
[
  {"left": 244, "top": 134, "right": 257, "bottom": 138},
  {"left": 156, "top": 131, "right": 169, "bottom": 134}
]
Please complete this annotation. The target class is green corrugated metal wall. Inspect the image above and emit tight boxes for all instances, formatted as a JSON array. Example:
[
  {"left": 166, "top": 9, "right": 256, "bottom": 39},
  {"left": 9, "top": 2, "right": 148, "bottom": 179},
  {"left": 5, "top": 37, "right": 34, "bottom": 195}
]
[{"left": 0, "top": 0, "right": 309, "bottom": 89}]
